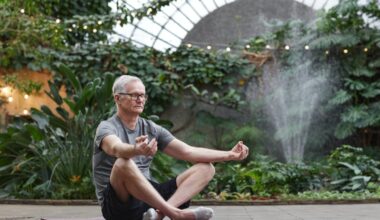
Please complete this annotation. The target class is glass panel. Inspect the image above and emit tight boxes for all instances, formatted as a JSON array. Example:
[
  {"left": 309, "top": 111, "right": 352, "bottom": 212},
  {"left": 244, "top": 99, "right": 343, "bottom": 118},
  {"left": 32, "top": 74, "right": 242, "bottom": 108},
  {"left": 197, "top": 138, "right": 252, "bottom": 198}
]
[
  {"left": 115, "top": 24, "right": 135, "bottom": 38},
  {"left": 180, "top": 4, "right": 202, "bottom": 21},
  {"left": 165, "top": 20, "right": 188, "bottom": 36},
  {"left": 131, "top": 29, "right": 155, "bottom": 47},
  {"left": 323, "top": 0, "right": 340, "bottom": 10},
  {"left": 187, "top": 0, "right": 209, "bottom": 17},
  {"left": 158, "top": 29, "right": 181, "bottom": 45},
  {"left": 312, "top": 0, "right": 328, "bottom": 9},
  {"left": 154, "top": 39, "right": 174, "bottom": 51},
  {"left": 153, "top": 11, "right": 170, "bottom": 25},
  {"left": 171, "top": 12, "right": 193, "bottom": 30},
  {"left": 137, "top": 18, "right": 162, "bottom": 36}
]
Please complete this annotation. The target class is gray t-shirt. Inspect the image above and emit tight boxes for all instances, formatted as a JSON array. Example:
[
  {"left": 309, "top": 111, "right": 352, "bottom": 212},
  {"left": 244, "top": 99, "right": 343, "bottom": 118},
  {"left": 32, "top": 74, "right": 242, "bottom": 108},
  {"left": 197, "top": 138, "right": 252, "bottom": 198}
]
[{"left": 92, "top": 114, "right": 175, "bottom": 205}]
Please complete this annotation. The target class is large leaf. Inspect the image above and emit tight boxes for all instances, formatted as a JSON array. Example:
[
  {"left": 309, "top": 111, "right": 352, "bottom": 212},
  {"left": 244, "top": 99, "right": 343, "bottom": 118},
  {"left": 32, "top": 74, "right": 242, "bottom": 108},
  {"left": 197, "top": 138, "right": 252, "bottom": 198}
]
[
  {"left": 58, "top": 64, "right": 82, "bottom": 91},
  {"left": 338, "top": 162, "right": 361, "bottom": 175},
  {"left": 329, "top": 89, "right": 352, "bottom": 105},
  {"left": 341, "top": 105, "right": 368, "bottom": 123}
]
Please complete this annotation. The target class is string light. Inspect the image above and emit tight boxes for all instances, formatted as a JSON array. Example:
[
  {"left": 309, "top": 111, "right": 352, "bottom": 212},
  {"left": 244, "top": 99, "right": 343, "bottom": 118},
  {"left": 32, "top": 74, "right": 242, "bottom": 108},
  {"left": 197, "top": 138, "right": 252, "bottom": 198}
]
[
  {"left": 98, "top": 20, "right": 103, "bottom": 25},
  {"left": 56, "top": 19, "right": 61, "bottom": 24},
  {"left": 325, "top": 50, "right": 329, "bottom": 55},
  {"left": 68, "top": 28, "right": 72, "bottom": 32},
  {"left": 206, "top": 45, "right": 212, "bottom": 50},
  {"left": 1, "top": 87, "right": 11, "bottom": 96},
  {"left": 304, "top": 45, "right": 310, "bottom": 50},
  {"left": 285, "top": 45, "right": 290, "bottom": 50},
  {"left": 20, "top": 9, "right": 25, "bottom": 14},
  {"left": 364, "top": 47, "right": 368, "bottom": 52},
  {"left": 24, "top": 94, "right": 29, "bottom": 100},
  {"left": 72, "top": 24, "right": 77, "bottom": 28},
  {"left": 147, "top": 8, "right": 153, "bottom": 15},
  {"left": 8, "top": 97, "right": 13, "bottom": 103},
  {"left": 93, "top": 29, "right": 97, "bottom": 33},
  {"left": 245, "top": 45, "right": 250, "bottom": 49},
  {"left": 226, "top": 47, "right": 231, "bottom": 52},
  {"left": 187, "top": 43, "right": 192, "bottom": 48},
  {"left": 83, "top": 25, "right": 88, "bottom": 30},
  {"left": 265, "top": 45, "right": 271, "bottom": 49},
  {"left": 23, "top": 109, "right": 29, "bottom": 115},
  {"left": 343, "top": 49, "right": 349, "bottom": 54}
]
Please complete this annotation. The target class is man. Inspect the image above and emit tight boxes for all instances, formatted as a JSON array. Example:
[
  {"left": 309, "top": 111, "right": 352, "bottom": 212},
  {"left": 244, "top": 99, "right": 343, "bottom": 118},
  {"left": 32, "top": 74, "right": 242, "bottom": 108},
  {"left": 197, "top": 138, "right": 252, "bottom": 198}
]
[{"left": 93, "top": 75, "right": 249, "bottom": 220}]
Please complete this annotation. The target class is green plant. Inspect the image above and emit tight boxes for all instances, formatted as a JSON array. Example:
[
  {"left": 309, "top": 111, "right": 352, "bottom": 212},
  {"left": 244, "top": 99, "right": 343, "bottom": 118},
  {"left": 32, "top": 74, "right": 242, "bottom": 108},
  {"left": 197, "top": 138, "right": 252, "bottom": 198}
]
[
  {"left": 2, "top": 74, "right": 43, "bottom": 95},
  {"left": 0, "top": 65, "right": 115, "bottom": 198},
  {"left": 327, "top": 145, "right": 380, "bottom": 192}
]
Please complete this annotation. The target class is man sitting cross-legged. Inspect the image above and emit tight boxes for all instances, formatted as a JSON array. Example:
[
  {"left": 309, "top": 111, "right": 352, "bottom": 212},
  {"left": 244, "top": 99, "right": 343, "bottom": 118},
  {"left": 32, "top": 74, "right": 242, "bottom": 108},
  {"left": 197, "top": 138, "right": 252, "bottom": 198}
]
[{"left": 92, "top": 75, "right": 249, "bottom": 220}]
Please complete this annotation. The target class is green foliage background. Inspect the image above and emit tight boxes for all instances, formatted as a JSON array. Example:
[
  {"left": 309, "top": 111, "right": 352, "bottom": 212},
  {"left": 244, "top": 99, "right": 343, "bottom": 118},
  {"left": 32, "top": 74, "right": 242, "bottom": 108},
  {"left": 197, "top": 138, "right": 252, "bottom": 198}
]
[{"left": 0, "top": 0, "right": 379, "bottom": 199}]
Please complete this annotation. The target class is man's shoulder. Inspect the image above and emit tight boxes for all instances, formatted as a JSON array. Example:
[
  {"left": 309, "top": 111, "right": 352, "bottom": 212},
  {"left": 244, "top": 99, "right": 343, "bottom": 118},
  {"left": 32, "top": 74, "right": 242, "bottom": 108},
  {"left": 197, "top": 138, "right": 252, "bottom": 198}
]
[{"left": 98, "top": 115, "right": 118, "bottom": 128}]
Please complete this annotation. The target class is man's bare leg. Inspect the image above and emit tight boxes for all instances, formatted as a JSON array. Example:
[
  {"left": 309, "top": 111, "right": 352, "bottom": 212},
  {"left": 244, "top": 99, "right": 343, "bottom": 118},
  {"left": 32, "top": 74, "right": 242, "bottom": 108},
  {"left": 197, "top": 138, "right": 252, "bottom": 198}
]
[
  {"left": 169, "top": 163, "right": 215, "bottom": 207},
  {"left": 110, "top": 158, "right": 198, "bottom": 219},
  {"left": 151, "top": 163, "right": 215, "bottom": 219}
]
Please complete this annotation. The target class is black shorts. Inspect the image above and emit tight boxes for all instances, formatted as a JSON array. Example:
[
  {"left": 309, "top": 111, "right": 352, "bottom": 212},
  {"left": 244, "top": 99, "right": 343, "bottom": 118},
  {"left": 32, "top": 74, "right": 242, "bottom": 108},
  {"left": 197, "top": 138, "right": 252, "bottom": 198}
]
[{"left": 101, "top": 177, "right": 191, "bottom": 220}]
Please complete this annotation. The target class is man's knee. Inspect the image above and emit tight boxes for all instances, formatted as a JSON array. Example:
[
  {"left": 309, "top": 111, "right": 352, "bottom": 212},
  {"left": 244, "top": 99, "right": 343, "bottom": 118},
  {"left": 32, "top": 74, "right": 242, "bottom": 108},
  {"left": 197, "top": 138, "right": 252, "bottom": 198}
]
[
  {"left": 196, "top": 163, "right": 215, "bottom": 181},
  {"left": 112, "top": 158, "right": 139, "bottom": 178}
]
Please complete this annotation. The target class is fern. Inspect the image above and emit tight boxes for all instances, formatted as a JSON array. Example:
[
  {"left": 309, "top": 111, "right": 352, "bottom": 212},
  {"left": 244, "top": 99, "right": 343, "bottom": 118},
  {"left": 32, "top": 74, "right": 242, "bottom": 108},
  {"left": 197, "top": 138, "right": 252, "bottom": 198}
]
[
  {"left": 329, "top": 89, "right": 352, "bottom": 105},
  {"left": 349, "top": 67, "right": 376, "bottom": 77},
  {"left": 335, "top": 122, "right": 356, "bottom": 139},
  {"left": 309, "top": 34, "right": 360, "bottom": 49},
  {"left": 344, "top": 78, "right": 368, "bottom": 91},
  {"left": 369, "top": 58, "right": 380, "bottom": 68},
  {"left": 362, "top": 85, "right": 380, "bottom": 98},
  {"left": 341, "top": 105, "right": 369, "bottom": 123}
]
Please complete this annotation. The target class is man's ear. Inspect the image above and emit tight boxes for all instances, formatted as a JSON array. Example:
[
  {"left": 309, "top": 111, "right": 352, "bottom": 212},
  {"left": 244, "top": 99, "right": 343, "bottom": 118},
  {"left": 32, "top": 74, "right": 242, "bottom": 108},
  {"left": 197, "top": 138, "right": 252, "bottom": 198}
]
[{"left": 114, "top": 95, "right": 120, "bottom": 103}]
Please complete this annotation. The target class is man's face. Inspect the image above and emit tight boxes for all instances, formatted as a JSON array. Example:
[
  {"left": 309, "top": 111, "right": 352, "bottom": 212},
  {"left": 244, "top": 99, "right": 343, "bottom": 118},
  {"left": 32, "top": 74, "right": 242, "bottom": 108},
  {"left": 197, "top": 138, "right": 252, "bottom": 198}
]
[{"left": 116, "top": 80, "right": 147, "bottom": 115}]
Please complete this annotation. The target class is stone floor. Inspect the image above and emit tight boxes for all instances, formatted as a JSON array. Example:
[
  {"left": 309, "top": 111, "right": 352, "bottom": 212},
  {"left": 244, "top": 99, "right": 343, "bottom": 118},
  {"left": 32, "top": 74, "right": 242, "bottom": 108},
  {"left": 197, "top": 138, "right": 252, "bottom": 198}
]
[{"left": 1, "top": 203, "right": 380, "bottom": 220}]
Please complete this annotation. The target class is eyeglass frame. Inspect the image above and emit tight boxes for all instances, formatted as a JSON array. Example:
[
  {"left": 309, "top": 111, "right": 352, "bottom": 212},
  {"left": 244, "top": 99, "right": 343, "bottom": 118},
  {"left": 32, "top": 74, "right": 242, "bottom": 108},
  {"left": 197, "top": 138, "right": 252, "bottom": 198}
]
[{"left": 117, "top": 92, "right": 148, "bottom": 101}]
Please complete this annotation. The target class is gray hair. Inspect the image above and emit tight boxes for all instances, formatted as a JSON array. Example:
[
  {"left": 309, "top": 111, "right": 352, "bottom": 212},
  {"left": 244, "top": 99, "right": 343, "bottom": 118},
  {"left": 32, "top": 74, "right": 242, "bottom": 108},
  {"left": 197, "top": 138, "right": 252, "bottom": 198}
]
[{"left": 112, "top": 75, "right": 142, "bottom": 95}]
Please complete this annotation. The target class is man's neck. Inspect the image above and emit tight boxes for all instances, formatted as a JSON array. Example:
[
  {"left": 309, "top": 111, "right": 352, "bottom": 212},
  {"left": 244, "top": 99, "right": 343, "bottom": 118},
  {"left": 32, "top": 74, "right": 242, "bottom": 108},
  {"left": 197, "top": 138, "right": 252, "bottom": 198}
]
[{"left": 117, "top": 112, "right": 139, "bottom": 130}]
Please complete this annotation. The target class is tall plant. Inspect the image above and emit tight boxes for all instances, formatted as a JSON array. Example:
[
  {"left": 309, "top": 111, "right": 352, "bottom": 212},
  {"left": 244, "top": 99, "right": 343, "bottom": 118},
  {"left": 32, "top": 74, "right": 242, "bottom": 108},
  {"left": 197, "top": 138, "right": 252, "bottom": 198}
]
[{"left": 0, "top": 65, "right": 115, "bottom": 198}]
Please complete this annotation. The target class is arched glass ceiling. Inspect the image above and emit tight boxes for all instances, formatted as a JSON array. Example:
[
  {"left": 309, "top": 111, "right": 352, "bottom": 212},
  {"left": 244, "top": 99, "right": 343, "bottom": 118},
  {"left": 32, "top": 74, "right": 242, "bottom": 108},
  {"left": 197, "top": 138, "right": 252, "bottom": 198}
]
[{"left": 110, "top": 0, "right": 341, "bottom": 51}]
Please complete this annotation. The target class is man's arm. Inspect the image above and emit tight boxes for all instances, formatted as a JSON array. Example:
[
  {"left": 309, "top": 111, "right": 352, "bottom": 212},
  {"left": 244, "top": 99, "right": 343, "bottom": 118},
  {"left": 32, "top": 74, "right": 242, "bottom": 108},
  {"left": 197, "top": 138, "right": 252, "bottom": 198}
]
[
  {"left": 101, "top": 134, "right": 157, "bottom": 158},
  {"left": 163, "top": 139, "right": 249, "bottom": 163}
]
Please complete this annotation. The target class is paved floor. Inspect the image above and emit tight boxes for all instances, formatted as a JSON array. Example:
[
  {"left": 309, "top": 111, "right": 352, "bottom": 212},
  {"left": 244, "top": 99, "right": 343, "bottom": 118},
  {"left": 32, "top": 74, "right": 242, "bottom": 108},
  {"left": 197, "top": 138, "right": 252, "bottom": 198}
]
[{"left": 0, "top": 204, "right": 380, "bottom": 220}]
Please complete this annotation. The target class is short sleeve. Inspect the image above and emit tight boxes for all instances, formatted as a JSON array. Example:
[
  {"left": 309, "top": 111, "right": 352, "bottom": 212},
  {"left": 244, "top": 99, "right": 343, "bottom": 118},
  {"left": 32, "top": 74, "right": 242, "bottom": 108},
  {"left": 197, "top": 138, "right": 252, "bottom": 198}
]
[
  {"left": 152, "top": 122, "right": 175, "bottom": 151},
  {"left": 94, "top": 121, "right": 117, "bottom": 150}
]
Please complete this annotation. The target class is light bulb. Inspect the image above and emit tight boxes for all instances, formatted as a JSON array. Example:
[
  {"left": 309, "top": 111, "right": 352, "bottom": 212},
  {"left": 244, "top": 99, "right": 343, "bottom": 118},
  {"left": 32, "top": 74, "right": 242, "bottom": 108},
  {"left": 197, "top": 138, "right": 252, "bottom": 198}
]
[
  {"left": 245, "top": 45, "right": 250, "bottom": 49},
  {"left": 56, "top": 19, "right": 61, "bottom": 24},
  {"left": 265, "top": 45, "right": 271, "bottom": 49},
  {"left": 83, "top": 25, "right": 88, "bottom": 30},
  {"left": 364, "top": 47, "right": 368, "bottom": 52},
  {"left": 24, "top": 94, "right": 29, "bottom": 100},
  {"left": 343, "top": 49, "right": 348, "bottom": 54},
  {"left": 98, "top": 20, "right": 103, "bottom": 25},
  {"left": 93, "top": 29, "right": 97, "bottom": 33},
  {"left": 187, "top": 43, "right": 192, "bottom": 48},
  {"left": 285, "top": 45, "right": 290, "bottom": 50},
  {"left": 8, "top": 97, "right": 13, "bottom": 102},
  {"left": 304, "top": 45, "right": 310, "bottom": 50},
  {"left": 23, "top": 109, "right": 29, "bottom": 115},
  {"left": 226, "top": 47, "right": 231, "bottom": 52},
  {"left": 206, "top": 45, "right": 212, "bottom": 50},
  {"left": 20, "top": 9, "right": 25, "bottom": 14}
]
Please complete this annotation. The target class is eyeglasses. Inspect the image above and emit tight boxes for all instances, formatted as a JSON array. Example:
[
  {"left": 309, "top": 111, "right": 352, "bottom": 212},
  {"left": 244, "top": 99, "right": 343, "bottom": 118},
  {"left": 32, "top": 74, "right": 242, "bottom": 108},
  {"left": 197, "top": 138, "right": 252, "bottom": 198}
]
[{"left": 118, "top": 93, "right": 148, "bottom": 101}]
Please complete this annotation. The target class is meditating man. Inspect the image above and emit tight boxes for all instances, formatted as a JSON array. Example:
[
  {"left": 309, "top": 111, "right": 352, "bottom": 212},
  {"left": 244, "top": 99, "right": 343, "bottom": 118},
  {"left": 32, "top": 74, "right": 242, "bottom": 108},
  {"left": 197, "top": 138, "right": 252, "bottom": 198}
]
[{"left": 93, "top": 75, "right": 249, "bottom": 220}]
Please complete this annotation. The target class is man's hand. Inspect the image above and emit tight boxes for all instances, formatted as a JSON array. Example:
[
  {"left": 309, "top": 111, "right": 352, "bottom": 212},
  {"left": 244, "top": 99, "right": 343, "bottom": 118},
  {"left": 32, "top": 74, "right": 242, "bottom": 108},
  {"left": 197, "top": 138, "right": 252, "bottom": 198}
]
[
  {"left": 134, "top": 135, "right": 157, "bottom": 156},
  {"left": 230, "top": 141, "right": 249, "bottom": 161}
]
